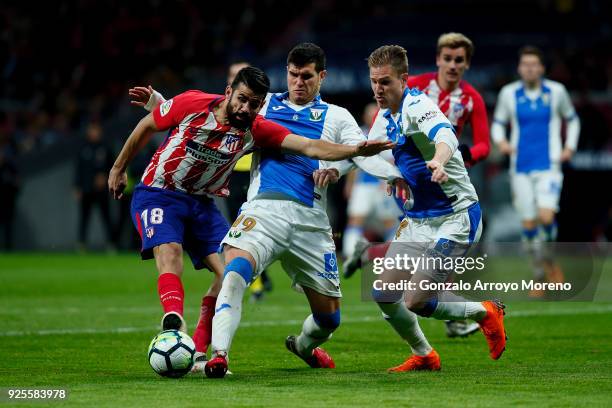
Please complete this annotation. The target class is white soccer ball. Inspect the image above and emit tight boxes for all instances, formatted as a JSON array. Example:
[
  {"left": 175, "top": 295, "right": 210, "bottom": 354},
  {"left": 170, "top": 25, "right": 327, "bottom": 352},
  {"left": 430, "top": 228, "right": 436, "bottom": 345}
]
[{"left": 147, "top": 330, "right": 195, "bottom": 378}]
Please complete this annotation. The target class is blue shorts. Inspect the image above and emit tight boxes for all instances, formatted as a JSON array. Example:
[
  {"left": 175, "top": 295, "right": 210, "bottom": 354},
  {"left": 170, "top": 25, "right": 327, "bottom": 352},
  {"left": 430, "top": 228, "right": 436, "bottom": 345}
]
[{"left": 131, "top": 184, "right": 229, "bottom": 270}]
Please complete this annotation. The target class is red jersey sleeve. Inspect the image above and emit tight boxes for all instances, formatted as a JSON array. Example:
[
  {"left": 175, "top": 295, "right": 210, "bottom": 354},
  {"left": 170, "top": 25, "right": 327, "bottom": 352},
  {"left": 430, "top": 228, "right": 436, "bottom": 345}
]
[
  {"left": 407, "top": 73, "right": 435, "bottom": 90},
  {"left": 251, "top": 115, "right": 291, "bottom": 149},
  {"left": 467, "top": 90, "right": 491, "bottom": 164},
  {"left": 152, "top": 90, "right": 221, "bottom": 130}
]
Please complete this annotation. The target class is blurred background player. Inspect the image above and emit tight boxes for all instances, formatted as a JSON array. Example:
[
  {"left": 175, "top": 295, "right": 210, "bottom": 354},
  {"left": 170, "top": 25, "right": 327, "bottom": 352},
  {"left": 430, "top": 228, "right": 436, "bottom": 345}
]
[
  {"left": 74, "top": 121, "right": 115, "bottom": 251},
  {"left": 407, "top": 32, "right": 490, "bottom": 167},
  {"left": 341, "top": 102, "right": 402, "bottom": 261},
  {"left": 491, "top": 45, "right": 580, "bottom": 296}
]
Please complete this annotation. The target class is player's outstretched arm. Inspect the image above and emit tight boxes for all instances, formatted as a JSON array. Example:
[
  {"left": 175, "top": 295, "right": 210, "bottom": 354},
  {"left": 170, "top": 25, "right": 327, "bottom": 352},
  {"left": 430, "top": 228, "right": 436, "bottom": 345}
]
[
  {"left": 280, "top": 134, "right": 394, "bottom": 161},
  {"left": 108, "top": 113, "right": 159, "bottom": 199}
]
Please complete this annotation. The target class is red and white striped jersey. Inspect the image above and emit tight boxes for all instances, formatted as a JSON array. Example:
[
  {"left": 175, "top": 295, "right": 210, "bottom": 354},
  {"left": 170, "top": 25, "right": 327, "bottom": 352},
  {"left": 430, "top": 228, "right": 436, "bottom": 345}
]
[
  {"left": 408, "top": 72, "right": 490, "bottom": 165},
  {"left": 142, "top": 90, "right": 289, "bottom": 196}
]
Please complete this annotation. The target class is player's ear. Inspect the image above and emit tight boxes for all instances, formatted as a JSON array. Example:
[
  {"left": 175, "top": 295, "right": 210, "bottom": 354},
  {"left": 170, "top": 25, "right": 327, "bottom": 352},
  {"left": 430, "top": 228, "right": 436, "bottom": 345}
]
[
  {"left": 401, "top": 73, "right": 409, "bottom": 86},
  {"left": 319, "top": 70, "right": 327, "bottom": 82},
  {"left": 225, "top": 85, "right": 232, "bottom": 98}
]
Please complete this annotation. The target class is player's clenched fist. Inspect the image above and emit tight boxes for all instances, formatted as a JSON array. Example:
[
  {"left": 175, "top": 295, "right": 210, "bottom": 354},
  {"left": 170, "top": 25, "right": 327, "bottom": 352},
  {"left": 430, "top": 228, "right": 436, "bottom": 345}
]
[
  {"left": 108, "top": 166, "right": 128, "bottom": 199},
  {"left": 426, "top": 160, "right": 448, "bottom": 184}
]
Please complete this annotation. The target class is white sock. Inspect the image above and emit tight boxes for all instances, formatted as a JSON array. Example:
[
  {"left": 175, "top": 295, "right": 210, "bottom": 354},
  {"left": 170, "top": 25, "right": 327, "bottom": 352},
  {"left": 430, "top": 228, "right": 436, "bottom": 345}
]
[
  {"left": 378, "top": 302, "right": 432, "bottom": 356},
  {"left": 431, "top": 301, "right": 486, "bottom": 321},
  {"left": 210, "top": 271, "right": 247, "bottom": 356},
  {"left": 296, "top": 314, "right": 333, "bottom": 356},
  {"left": 342, "top": 226, "right": 363, "bottom": 259},
  {"left": 523, "top": 234, "right": 545, "bottom": 279}
]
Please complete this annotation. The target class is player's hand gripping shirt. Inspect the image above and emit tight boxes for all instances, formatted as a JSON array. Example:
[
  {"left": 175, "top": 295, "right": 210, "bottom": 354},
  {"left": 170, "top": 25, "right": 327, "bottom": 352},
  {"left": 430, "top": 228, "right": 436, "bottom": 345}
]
[
  {"left": 143, "top": 90, "right": 289, "bottom": 196},
  {"left": 491, "top": 79, "right": 580, "bottom": 173},
  {"left": 247, "top": 92, "right": 401, "bottom": 211},
  {"left": 369, "top": 88, "right": 479, "bottom": 219}
]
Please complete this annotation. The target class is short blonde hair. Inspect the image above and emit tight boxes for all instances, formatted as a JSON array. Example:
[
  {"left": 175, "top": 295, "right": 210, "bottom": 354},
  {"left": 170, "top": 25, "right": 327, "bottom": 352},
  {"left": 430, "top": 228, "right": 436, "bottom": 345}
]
[
  {"left": 437, "top": 32, "right": 474, "bottom": 62},
  {"left": 367, "top": 45, "right": 408, "bottom": 76}
]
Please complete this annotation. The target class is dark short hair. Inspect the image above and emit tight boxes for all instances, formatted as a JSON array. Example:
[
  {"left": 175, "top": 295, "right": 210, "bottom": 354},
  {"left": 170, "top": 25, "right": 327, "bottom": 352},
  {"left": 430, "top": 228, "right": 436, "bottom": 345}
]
[
  {"left": 230, "top": 66, "right": 270, "bottom": 97},
  {"left": 287, "top": 42, "right": 326, "bottom": 72},
  {"left": 518, "top": 45, "right": 544, "bottom": 65}
]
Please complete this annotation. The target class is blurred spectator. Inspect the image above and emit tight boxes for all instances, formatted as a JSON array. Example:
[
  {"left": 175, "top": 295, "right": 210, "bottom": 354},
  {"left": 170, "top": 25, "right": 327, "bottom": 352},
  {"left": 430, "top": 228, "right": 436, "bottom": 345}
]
[
  {"left": 0, "top": 131, "right": 19, "bottom": 250},
  {"left": 74, "top": 121, "right": 114, "bottom": 250}
]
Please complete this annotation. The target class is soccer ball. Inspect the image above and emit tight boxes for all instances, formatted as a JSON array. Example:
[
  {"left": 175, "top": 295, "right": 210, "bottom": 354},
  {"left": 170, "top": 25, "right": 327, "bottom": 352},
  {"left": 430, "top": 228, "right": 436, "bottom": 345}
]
[{"left": 147, "top": 330, "right": 195, "bottom": 378}]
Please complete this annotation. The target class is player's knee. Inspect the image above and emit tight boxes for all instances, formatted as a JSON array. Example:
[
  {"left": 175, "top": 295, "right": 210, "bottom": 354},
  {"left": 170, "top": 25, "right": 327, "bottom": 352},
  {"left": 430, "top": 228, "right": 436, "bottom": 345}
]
[
  {"left": 313, "top": 309, "right": 341, "bottom": 332},
  {"left": 155, "top": 243, "right": 183, "bottom": 273},
  {"left": 406, "top": 298, "right": 438, "bottom": 317}
]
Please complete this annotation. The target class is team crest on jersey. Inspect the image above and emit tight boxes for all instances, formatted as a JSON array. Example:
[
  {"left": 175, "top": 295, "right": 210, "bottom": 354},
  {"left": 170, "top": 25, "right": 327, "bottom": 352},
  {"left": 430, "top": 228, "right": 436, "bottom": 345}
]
[
  {"left": 159, "top": 99, "right": 173, "bottom": 117},
  {"left": 146, "top": 227, "right": 155, "bottom": 238},
  {"left": 541, "top": 93, "right": 550, "bottom": 106},
  {"left": 222, "top": 133, "right": 243, "bottom": 153},
  {"left": 309, "top": 108, "right": 324, "bottom": 122}
]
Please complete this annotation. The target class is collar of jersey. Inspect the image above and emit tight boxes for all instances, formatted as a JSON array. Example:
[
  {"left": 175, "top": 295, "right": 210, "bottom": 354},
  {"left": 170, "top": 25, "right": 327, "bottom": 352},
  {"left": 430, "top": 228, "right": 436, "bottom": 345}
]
[{"left": 276, "top": 92, "right": 322, "bottom": 110}]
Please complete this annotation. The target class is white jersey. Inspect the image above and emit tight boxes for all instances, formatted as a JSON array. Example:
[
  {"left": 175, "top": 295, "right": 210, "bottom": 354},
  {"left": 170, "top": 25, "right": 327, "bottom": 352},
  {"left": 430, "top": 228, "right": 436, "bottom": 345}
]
[
  {"left": 247, "top": 92, "right": 401, "bottom": 212},
  {"left": 491, "top": 79, "right": 580, "bottom": 174},
  {"left": 369, "top": 88, "right": 479, "bottom": 219}
]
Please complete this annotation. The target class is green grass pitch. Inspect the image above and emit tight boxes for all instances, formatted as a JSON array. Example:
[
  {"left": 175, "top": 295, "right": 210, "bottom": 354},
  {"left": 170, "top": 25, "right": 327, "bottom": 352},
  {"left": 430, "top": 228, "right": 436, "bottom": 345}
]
[{"left": 0, "top": 253, "right": 611, "bottom": 407}]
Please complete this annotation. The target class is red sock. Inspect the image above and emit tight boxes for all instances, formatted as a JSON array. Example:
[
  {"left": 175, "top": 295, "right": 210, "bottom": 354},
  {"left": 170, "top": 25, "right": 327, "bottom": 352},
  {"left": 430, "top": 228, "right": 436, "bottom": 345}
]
[
  {"left": 192, "top": 296, "right": 217, "bottom": 353},
  {"left": 368, "top": 242, "right": 390, "bottom": 260},
  {"left": 157, "top": 273, "right": 184, "bottom": 316}
]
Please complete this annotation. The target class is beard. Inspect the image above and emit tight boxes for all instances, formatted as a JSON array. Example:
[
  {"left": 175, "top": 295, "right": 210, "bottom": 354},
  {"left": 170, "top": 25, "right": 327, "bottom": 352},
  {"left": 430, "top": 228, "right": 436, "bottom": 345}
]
[
  {"left": 227, "top": 110, "right": 251, "bottom": 129},
  {"left": 226, "top": 101, "right": 252, "bottom": 129}
]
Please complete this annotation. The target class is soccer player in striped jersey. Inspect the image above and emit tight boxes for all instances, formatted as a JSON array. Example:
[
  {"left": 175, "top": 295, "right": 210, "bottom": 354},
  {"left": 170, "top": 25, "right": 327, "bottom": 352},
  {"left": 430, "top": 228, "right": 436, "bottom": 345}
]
[
  {"left": 408, "top": 32, "right": 490, "bottom": 167},
  {"left": 491, "top": 46, "right": 580, "bottom": 295},
  {"left": 109, "top": 66, "right": 393, "bottom": 375},
  {"left": 366, "top": 45, "right": 506, "bottom": 372}
]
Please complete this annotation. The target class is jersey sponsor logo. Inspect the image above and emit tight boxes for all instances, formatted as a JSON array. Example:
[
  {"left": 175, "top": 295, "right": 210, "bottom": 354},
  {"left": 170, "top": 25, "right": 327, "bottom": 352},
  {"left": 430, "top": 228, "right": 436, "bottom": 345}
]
[
  {"left": 185, "top": 139, "right": 232, "bottom": 165},
  {"left": 159, "top": 99, "right": 173, "bottom": 117},
  {"left": 222, "top": 133, "right": 244, "bottom": 153},
  {"left": 309, "top": 108, "right": 324, "bottom": 121},
  {"left": 292, "top": 114, "right": 299, "bottom": 121},
  {"left": 272, "top": 105, "right": 286, "bottom": 111},
  {"left": 417, "top": 110, "right": 439, "bottom": 124}
]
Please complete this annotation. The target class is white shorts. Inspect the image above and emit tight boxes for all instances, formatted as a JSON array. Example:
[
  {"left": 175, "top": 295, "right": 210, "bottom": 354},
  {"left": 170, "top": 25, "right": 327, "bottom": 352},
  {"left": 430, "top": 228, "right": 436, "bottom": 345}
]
[
  {"left": 384, "top": 203, "right": 482, "bottom": 283},
  {"left": 347, "top": 182, "right": 403, "bottom": 219},
  {"left": 221, "top": 199, "right": 341, "bottom": 298},
  {"left": 391, "top": 202, "right": 482, "bottom": 251},
  {"left": 511, "top": 170, "right": 563, "bottom": 220}
]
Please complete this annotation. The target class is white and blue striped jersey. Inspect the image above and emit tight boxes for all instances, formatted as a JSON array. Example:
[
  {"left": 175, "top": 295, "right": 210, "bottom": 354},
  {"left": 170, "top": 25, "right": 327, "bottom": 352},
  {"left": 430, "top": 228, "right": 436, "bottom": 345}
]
[
  {"left": 491, "top": 79, "right": 580, "bottom": 173},
  {"left": 369, "top": 88, "right": 479, "bottom": 219},
  {"left": 248, "top": 92, "right": 401, "bottom": 211}
]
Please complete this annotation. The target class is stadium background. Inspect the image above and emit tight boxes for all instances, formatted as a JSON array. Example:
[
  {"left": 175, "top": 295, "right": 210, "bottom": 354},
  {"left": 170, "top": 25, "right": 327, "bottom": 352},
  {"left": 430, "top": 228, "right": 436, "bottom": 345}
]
[{"left": 0, "top": 0, "right": 611, "bottom": 251}]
